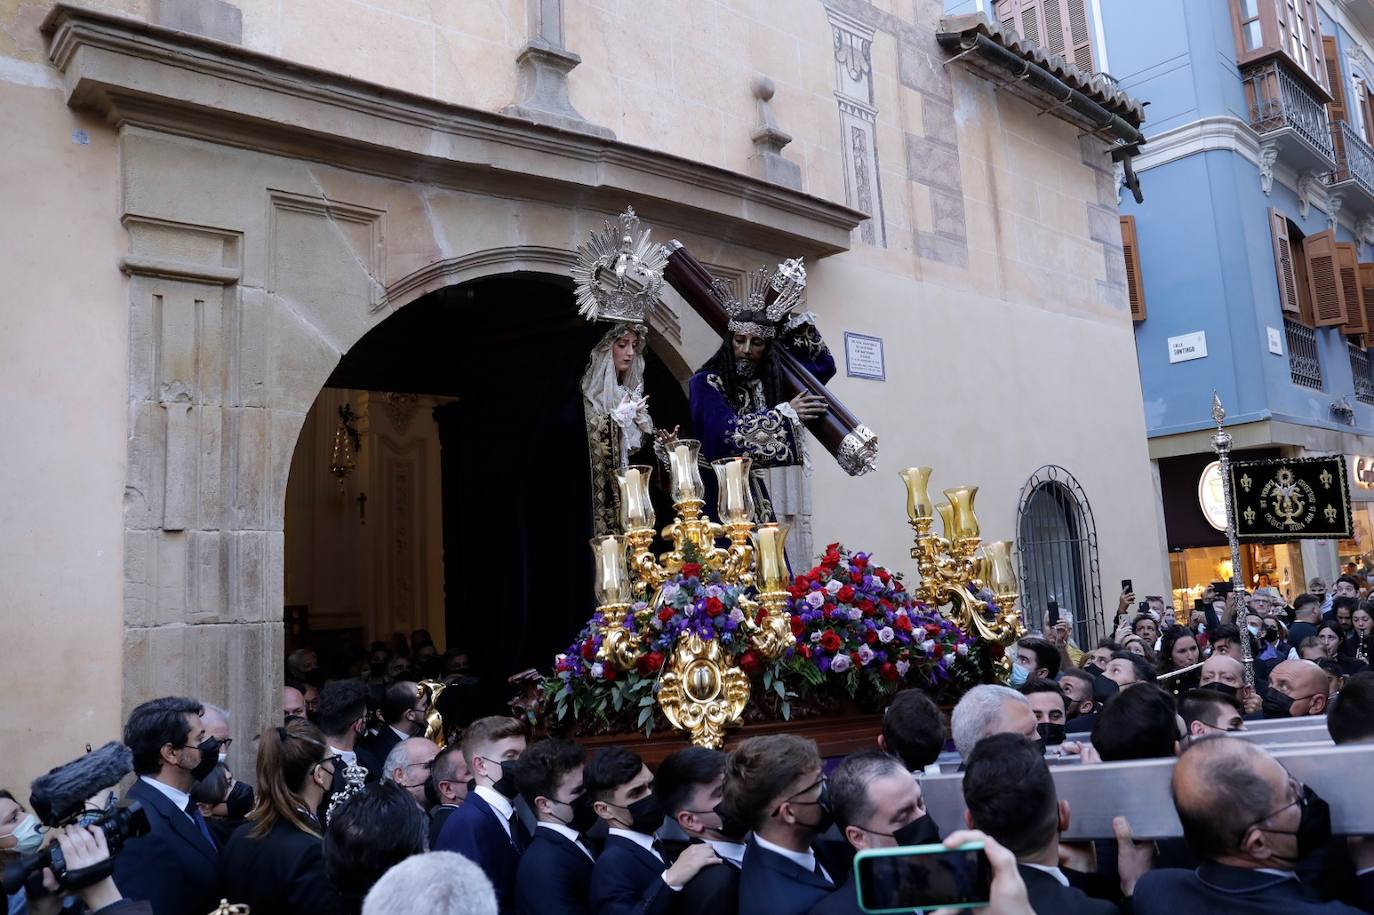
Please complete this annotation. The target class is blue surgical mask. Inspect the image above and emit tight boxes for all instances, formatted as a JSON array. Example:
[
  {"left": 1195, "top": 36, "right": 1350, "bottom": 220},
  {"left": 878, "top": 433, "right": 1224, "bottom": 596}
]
[
  {"left": 1009, "top": 663, "right": 1030, "bottom": 687},
  {"left": 1, "top": 814, "right": 43, "bottom": 855},
  {"left": 1247, "top": 625, "right": 1261, "bottom": 638}
]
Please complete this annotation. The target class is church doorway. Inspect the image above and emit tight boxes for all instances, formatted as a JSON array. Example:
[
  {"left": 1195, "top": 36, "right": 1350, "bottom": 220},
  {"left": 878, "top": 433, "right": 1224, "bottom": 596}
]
[{"left": 282, "top": 272, "right": 690, "bottom": 686}]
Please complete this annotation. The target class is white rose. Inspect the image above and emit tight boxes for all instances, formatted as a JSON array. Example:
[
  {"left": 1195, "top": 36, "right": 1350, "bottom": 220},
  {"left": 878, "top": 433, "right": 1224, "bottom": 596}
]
[
  {"left": 729, "top": 608, "right": 745, "bottom": 624},
  {"left": 956, "top": 642, "right": 969, "bottom": 656},
  {"left": 806, "top": 591, "right": 826, "bottom": 608},
  {"left": 831, "top": 654, "right": 852, "bottom": 673},
  {"left": 810, "top": 630, "right": 823, "bottom": 642},
  {"left": 877, "top": 627, "right": 894, "bottom": 643},
  {"left": 826, "top": 579, "right": 843, "bottom": 595},
  {"left": 847, "top": 608, "right": 863, "bottom": 621},
  {"left": 922, "top": 639, "right": 935, "bottom": 652},
  {"left": 590, "top": 663, "right": 605, "bottom": 678},
  {"left": 896, "top": 660, "right": 910, "bottom": 676},
  {"left": 857, "top": 645, "right": 875, "bottom": 665}
]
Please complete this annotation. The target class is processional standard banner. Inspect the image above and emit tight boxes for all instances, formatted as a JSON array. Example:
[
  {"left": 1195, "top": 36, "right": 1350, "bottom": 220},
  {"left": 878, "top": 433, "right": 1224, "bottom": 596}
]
[{"left": 1228, "top": 455, "right": 1353, "bottom": 541}]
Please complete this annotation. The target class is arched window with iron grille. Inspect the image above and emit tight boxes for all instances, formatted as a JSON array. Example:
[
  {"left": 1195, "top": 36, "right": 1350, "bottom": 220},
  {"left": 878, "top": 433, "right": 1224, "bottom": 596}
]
[{"left": 1016, "top": 466, "right": 1104, "bottom": 647}]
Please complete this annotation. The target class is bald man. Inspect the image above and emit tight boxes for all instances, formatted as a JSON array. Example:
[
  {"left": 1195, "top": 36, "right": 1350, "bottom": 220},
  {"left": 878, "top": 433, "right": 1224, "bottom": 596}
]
[
  {"left": 1199, "top": 654, "right": 1260, "bottom": 716},
  {"left": 1263, "top": 660, "right": 1328, "bottom": 719},
  {"left": 282, "top": 685, "right": 306, "bottom": 722},
  {"left": 1133, "top": 739, "right": 1368, "bottom": 913}
]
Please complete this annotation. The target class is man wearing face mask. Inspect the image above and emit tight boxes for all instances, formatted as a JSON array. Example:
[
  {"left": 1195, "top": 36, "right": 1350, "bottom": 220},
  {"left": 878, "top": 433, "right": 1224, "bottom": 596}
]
[
  {"left": 1060, "top": 669, "right": 1100, "bottom": 735},
  {"left": 587, "top": 747, "right": 719, "bottom": 915},
  {"left": 808, "top": 751, "right": 939, "bottom": 915},
  {"left": 434, "top": 716, "right": 529, "bottom": 915},
  {"left": 1263, "top": 660, "right": 1330, "bottom": 719},
  {"left": 655, "top": 747, "right": 751, "bottom": 915},
  {"left": 513, "top": 739, "right": 598, "bottom": 915},
  {"left": 426, "top": 743, "right": 470, "bottom": 848},
  {"left": 1199, "top": 652, "right": 1263, "bottom": 716},
  {"left": 1133, "top": 738, "right": 1367, "bottom": 913},
  {"left": 1021, "top": 678, "right": 1077, "bottom": 752},
  {"left": 1011, "top": 636, "right": 1061, "bottom": 687},
  {"left": 113, "top": 696, "right": 223, "bottom": 915},
  {"left": 200, "top": 703, "right": 255, "bottom": 825},
  {"left": 727, "top": 734, "right": 839, "bottom": 915},
  {"left": 383, "top": 737, "right": 440, "bottom": 810},
  {"left": 964, "top": 734, "right": 1125, "bottom": 913},
  {"left": 359, "top": 681, "right": 428, "bottom": 763}
]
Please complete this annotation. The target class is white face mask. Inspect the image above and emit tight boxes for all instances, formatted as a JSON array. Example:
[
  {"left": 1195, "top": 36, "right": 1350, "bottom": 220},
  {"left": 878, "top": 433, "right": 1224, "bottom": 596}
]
[
  {"left": 1, "top": 814, "right": 43, "bottom": 854},
  {"left": 219, "top": 751, "right": 230, "bottom": 765}
]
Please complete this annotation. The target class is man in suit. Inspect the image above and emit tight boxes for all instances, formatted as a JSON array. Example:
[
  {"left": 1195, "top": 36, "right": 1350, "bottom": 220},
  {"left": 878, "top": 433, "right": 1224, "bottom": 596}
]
[
  {"left": 318, "top": 678, "right": 383, "bottom": 779},
  {"left": 359, "top": 680, "right": 429, "bottom": 763},
  {"left": 1134, "top": 737, "right": 1374, "bottom": 913},
  {"left": 655, "top": 747, "right": 750, "bottom": 915},
  {"left": 1060, "top": 668, "right": 1100, "bottom": 735},
  {"left": 112, "top": 696, "right": 224, "bottom": 915},
  {"left": 427, "top": 743, "right": 470, "bottom": 848},
  {"left": 434, "top": 716, "right": 529, "bottom": 915},
  {"left": 808, "top": 750, "right": 940, "bottom": 915},
  {"left": 1180, "top": 688, "right": 1246, "bottom": 738},
  {"left": 726, "top": 734, "right": 837, "bottom": 915},
  {"left": 512, "top": 738, "right": 597, "bottom": 915},
  {"left": 963, "top": 733, "right": 1127, "bottom": 914},
  {"left": 587, "top": 746, "right": 719, "bottom": 915}
]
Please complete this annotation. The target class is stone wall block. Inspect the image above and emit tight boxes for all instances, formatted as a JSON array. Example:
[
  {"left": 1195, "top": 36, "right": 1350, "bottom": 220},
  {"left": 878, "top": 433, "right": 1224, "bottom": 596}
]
[
  {"left": 230, "top": 530, "right": 267, "bottom": 622},
  {"left": 267, "top": 410, "right": 306, "bottom": 530},
  {"left": 235, "top": 286, "right": 269, "bottom": 408},
  {"left": 906, "top": 134, "right": 962, "bottom": 193},
  {"left": 1086, "top": 204, "right": 1120, "bottom": 246},
  {"left": 266, "top": 297, "right": 340, "bottom": 414},
  {"left": 154, "top": 530, "right": 190, "bottom": 627},
  {"left": 162, "top": 402, "right": 196, "bottom": 531},
  {"left": 190, "top": 531, "right": 229, "bottom": 623},
  {"left": 1101, "top": 242, "right": 1127, "bottom": 289},
  {"left": 132, "top": 625, "right": 191, "bottom": 705},
  {"left": 199, "top": 287, "right": 227, "bottom": 407},
  {"left": 922, "top": 99, "right": 958, "bottom": 149},
  {"left": 898, "top": 41, "right": 951, "bottom": 102},
  {"left": 122, "top": 628, "right": 153, "bottom": 714},
  {"left": 930, "top": 190, "right": 967, "bottom": 239},
  {"left": 186, "top": 622, "right": 231, "bottom": 711},
  {"left": 225, "top": 622, "right": 282, "bottom": 742},
  {"left": 124, "top": 529, "right": 154, "bottom": 629},
  {"left": 198, "top": 405, "right": 226, "bottom": 530},
  {"left": 157, "top": 282, "right": 201, "bottom": 405},
  {"left": 128, "top": 280, "right": 158, "bottom": 405},
  {"left": 125, "top": 402, "right": 165, "bottom": 531},
  {"left": 231, "top": 407, "right": 270, "bottom": 530}
]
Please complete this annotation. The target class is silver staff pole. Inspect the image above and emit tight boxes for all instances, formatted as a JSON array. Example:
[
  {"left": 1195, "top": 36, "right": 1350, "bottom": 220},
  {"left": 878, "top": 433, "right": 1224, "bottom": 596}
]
[{"left": 1211, "top": 392, "right": 1254, "bottom": 691}]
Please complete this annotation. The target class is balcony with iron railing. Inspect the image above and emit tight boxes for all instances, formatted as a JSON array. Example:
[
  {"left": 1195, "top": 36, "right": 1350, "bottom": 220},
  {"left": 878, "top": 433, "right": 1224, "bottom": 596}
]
[
  {"left": 1328, "top": 119, "right": 1374, "bottom": 216},
  {"left": 1242, "top": 58, "right": 1336, "bottom": 172},
  {"left": 1286, "top": 318, "right": 1324, "bottom": 391},
  {"left": 1351, "top": 341, "right": 1374, "bottom": 405}
]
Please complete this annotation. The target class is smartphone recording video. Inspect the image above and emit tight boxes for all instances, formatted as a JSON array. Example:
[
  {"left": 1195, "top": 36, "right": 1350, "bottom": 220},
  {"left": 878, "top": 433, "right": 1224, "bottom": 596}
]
[{"left": 854, "top": 843, "right": 992, "bottom": 913}]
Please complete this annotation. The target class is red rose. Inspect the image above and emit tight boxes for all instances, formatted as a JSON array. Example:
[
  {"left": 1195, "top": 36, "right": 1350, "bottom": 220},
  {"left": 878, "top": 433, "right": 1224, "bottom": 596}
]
[
  {"left": 925, "top": 624, "right": 941, "bottom": 636},
  {"left": 790, "top": 615, "right": 805, "bottom": 636},
  {"left": 859, "top": 600, "right": 876, "bottom": 617},
  {"left": 852, "top": 570, "right": 864, "bottom": 583},
  {"left": 894, "top": 580, "right": 905, "bottom": 592},
  {"left": 788, "top": 583, "right": 808, "bottom": 600},
  {"left": 877, "top": 568, "right": 890, "bottom": 583},
  {"left": 706, "top": 596, "right": 725, "bottom": 617},
  {"left": 932, "top": 645, "right": 944, "bottom": 659},
  {"left": 820, "top": 631, "right": 842, "bottom": 653},
  {"left": 682, "top": 562, "right": 702, "bottom": 578},
  {"left": 850, "top": 651, "right": 863, "bottom": 667},
  {"left": 837, "top": 585, "right": 855, "bottom": 603},
  {"left": 864, "top": 629, "right": 878, "bottom": 645},
  {"left": 602, "top": 665, "right": 617, "bottom": 681},
  {"left": 879, "top": 662, "right": 898, "bottom": 682},
  {"left": 581, "top": 641, "right": 596, "bottom": 659},
  {"left": 658, "top": 607, "right": 675, "bottom": 623},
  {"left": 637, "top": 651, "right": 665, "bottom": 675},
  {"left": 799, "top": 644, "right": 812, "bottom": 659},
  {"left": 738, "top": 650, "right": 763, "bottom": 676},
  {"left": 894, "top": 615, "right": 912, "bottom": 633}
]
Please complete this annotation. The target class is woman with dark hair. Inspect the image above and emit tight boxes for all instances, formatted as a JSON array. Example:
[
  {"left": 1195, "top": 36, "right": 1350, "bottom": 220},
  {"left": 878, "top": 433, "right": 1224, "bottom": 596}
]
[
  {"left": 190, "top": 763, "right": 241, "bottom": 849},
  {"left": 1157, "top": 624, "right": 1201, "bottom": 699},
  {"left": 1326, "top": 619, "right": 1371, "bottom": 675},
  {"left": 323, "top": 781, "right": 428, "bottom": 914},
  {"left": 221, "top": 718, "right": 345, "bottom": 915}
]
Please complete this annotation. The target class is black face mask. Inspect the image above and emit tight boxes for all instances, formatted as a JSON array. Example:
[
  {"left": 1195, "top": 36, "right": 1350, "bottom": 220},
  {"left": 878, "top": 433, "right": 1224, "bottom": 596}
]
[
  {"left": 225, "top": 781, "right": 254, "bottom": 821},
  {"left": 1262, "top": 690, "right": 1319, "bottom": 719},
  {"left": 184, "top": 737, "right": 221, "bottom": 782},
  {"left": 866, "top": 813, "right": 941, "bottom": 847},
  {"left": 1036, "top": 722, "right": 1067, "bottom": 747},
  {"left": 484, "top": 759, "right": 520, "bottom": 800},
  {"left": 613, "top": 795, "right": 666, "bottom": 835},
  {"left": 1082, "top": 662, "right": 1103, "bottom": 676},
  {"left": 550, "top": 794, "right": 598, "bottom": 834},
  {"left": 1201, "top": 681, "right": 1239, "bottom": 698},
  {"left": 1256, "top": 784, "right": 1332, "bottom": 861},
  {"left": 1093, "top": 675, "right": 1119, "bottom": 703},
  {"left": 785, "top": 781, "right": 834, "bottom": 835},
  {"left": 423, "top": 773, "right": 442, "bottom": 809},
  {"left": 712, "top": 801, "right": 751, "bottom": 842}
]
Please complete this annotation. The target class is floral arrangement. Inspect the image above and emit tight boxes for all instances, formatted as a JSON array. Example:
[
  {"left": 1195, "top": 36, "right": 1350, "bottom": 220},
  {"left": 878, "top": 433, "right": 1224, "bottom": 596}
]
[{"left": 544, "top": 545, "right": 982, "bottom": 737}]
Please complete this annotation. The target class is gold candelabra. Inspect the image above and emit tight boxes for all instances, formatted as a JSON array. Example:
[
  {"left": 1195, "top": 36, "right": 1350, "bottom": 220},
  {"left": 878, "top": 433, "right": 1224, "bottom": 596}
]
[
  {"left": 588, "top": 443, "right": 794, "bottom": 747},
  {"left": 898, "top": 467, "right": 1025, "bottom": 681}
]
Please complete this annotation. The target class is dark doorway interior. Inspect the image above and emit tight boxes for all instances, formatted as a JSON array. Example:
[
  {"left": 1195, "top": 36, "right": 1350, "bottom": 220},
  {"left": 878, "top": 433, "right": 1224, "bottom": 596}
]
[{"left": 325, "top": 273, "right": 690, "bottom": 681}]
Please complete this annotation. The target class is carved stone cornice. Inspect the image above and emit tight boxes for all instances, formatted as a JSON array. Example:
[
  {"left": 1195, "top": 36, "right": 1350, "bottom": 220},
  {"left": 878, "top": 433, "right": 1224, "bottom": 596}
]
[{"left": 41, "top": 5, "right": 865, "bottom": 257}]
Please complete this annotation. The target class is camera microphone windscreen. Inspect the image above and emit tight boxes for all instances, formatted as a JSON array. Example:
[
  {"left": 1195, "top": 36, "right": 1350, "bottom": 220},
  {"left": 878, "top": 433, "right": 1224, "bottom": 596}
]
[{"left": 30, "top": 742, "right": 133, "bottom": 826}]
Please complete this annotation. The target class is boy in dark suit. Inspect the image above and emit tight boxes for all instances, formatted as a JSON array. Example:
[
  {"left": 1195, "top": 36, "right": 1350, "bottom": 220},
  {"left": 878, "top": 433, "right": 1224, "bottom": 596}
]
[
  {"left": 809, "top": 750, "right": 941, "bottom": 915},
  {"left": 963, "top": 733, "right": 1124, "bottom": 914},
  {"left": 725, "top": 735, "right": 838, "bottom": 915},
  {"left": 434, "top": 716, "right": 529, "bottom": 915},
  {"left": 587, "top": 746, "right": 719, "bottom": 915},
  {"left": 112, "top": 696, "right": 224, "bottom": 915},
  {"left": 655, "top": 747, "right": 750, "bottom": 915},
  {"left": 512, "top": 738, "right": 597, "bottom": 915}
]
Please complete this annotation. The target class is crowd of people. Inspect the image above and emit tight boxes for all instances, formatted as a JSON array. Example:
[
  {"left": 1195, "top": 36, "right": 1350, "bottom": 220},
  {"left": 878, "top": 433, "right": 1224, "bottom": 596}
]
[{"left": 4, "top": 601, "right": 1374, "bottom": 915}]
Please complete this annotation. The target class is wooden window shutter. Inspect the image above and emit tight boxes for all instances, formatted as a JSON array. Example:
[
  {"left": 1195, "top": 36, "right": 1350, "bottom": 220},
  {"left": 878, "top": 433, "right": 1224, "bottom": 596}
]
[
  {"left": 1360, "top": 263, "right": 1374, "bottom": 346},
  {"left": 1269, "top": 208, "right": 1301, "bottom": 314},
  {"left": 1324, "top": 35, "right": 1347, "bottom": 165},
  {"left": 1338, "top": 242, "right": 1366, "bottom": 335},
  {"left": 1304, "top": 229, "right": 1348, "bottom": 326},
  {"left": 995, "top": 0, "right": 1042, "bottom": 46},
  {"left": 1120, "top": 215, "right": 1145, "bottom": 321},
  {"left": 1065, "top": 0, "right": 1094, "bottom": 71}
]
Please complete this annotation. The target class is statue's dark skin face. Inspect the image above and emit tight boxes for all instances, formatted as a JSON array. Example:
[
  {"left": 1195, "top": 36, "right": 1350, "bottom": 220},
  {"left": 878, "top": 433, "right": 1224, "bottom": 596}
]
[{"left": 732, "top": 333, "right": 767, "bottom": 364}]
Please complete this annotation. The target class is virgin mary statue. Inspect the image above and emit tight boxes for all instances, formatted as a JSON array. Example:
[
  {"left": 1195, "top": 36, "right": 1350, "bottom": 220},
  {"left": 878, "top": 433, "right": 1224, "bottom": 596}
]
[{"left": 573, "top": 207, "right": 670, "bottom": 535}]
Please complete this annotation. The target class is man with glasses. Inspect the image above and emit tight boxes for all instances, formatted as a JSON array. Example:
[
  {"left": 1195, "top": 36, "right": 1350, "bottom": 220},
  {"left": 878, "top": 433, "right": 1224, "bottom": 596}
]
[
  {"left": 384, "top": 736, "right": 440, "bottom": 810},
  {"left": 361, "top": 679, "right": 429, "bottom": 762},
  {"left": 1180, "top": 689, "right": 1246, "bottom": 738},
  {"left": 1133, "top": 738, "right": 1371, "bottom": 913},
  {"left": 726, "top": 734, "right": 838, "bottom": 915}
]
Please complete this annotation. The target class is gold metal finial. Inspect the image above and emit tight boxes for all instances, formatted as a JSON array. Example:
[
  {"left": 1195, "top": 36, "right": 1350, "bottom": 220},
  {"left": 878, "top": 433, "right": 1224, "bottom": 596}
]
[{"left": 1211, "top": 391, "right": 1225, "bottom": 428}]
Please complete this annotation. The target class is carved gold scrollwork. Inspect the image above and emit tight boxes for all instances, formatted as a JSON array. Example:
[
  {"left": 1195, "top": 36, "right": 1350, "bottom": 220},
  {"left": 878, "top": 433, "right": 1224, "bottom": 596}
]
[{"left": 657, "top": 631, "right": 750, "bottom": 749}]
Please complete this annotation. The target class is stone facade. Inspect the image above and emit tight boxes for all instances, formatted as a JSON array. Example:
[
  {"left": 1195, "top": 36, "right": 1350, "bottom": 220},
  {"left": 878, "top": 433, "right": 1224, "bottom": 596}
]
[{"left": 0, "top": 0, "right": 1167, "bottom": 788}]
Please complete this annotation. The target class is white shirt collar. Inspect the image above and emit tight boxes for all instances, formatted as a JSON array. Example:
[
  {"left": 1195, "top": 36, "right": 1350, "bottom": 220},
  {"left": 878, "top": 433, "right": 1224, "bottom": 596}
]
[
  {"left": 1022, "top": 862, "right": 1070, "bottom": 886},
  {"left": 140, "top": 775, "right": 193, "bottom": 820},
  {"left": 539, "top": 821, "right": 595, "bottom": 859},
  {"left": 706, "top": 837, "right": 747, "bottom": 866},
  {"left": 754, "top": 833, "right": 824, "bottom": 878},
  {"left": 474, "top": 785, "right": 515, "bottom": 835},
  {"left": 389, "top": 725, "right": 412, "bottom": 742},
  {"left": 328, "top": 745, "right": 357, "bottom": 767},
  {"left": 609, "top": 826, "right": 663, "bottom": 862},
  {"left": 1256, "top": 868, "right": 1299, "bottom": 879}
]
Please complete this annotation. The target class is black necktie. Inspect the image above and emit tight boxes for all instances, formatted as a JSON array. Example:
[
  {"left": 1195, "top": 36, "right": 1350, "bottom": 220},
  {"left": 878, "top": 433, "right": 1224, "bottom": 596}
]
[
  {"left": 652, "top": 838, "right": 669, "bottom": 863},
  {"left": 185, "top": 800, "right": 216, "bottom": 850}
]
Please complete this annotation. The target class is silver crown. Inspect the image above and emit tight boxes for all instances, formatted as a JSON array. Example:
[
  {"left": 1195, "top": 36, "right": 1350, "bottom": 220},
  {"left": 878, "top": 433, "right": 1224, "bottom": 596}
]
[
  {"left": 715, "top": 258, "right": 807, "bottom": 339},
  {"left": 573, "top": 207, "right": 668, "bottom": 325},
  {"left": 324, "top": 763, "right": 369, "bottom": 825}
]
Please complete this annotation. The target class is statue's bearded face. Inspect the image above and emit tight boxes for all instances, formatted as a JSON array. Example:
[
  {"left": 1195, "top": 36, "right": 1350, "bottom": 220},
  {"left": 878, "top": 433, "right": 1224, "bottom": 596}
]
[
  {"left": 732, "top": 333, "right": 767, "bottom": 378},
  {"left": 612, "top": 332, "right": 639, "bottom": 374}
]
